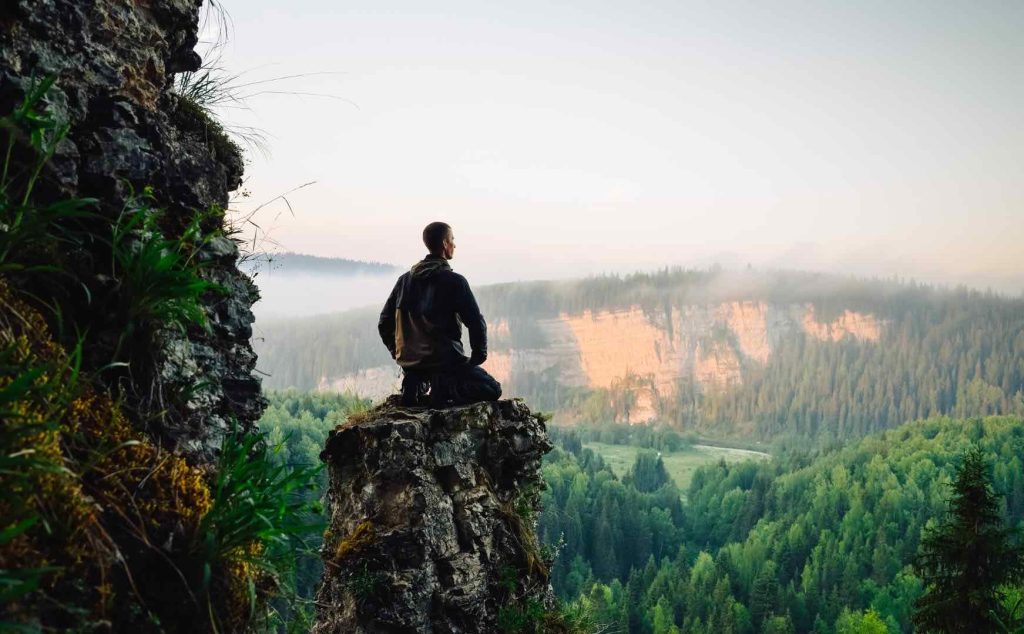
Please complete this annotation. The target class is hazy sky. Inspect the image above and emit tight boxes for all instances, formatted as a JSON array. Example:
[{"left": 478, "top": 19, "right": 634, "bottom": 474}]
[{"left": 212, "top": 0, "right": 1023, "bottom": 293}]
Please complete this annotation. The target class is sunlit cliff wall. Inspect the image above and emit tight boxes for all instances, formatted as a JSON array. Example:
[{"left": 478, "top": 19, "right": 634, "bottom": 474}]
[{"left": 319, "top": 302, "right": 883, "bottom": 423}]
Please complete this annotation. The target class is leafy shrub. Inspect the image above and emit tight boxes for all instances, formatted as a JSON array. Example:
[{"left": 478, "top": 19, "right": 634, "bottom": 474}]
[
  {"left": 192, "top": 426, "right": 324, "bottom": 629},
  {"left": 0, "top": 76, "right": 97, "bottom": 274},
  {"left": 108, "top": 190, "right": 225, "bottom": 362},
  {"left": 0, "top": 286, "right": 79, "bottom": 629},
  {"left": 498, "top": 597, "right": 546, "bottom": 633},
  {"left": 0, "top": 279, "right": 217, "bottom": 629},
  {"left": 498, "top": 596, "right": 602, "bottom": 634}
]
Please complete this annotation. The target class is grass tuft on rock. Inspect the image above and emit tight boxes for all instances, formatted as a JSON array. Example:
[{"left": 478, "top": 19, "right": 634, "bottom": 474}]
[{"left": 0, "top": 77, "right": 323, "bottom": 632}]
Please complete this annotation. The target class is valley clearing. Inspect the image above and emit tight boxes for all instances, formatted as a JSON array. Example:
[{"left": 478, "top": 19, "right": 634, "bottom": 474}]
[{"left": 583, "top": 441, "right": 769, "bottom": 494}]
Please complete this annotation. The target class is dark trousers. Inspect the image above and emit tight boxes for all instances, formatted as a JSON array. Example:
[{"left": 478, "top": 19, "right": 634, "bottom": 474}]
[{"left": 401, "top": 364, "right": 501, "bottom": 407}]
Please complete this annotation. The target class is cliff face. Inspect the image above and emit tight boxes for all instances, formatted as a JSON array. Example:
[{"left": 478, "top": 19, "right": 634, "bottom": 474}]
[
  {"left": 318, "top": 302, "right": 883, "bottom": 423},
  {"left": 314, "top": 399, "right": 554, "bottom": 634},
  {"left": 0, "top": 0, "right": 263, "bottom": 459},
  {"left": 559, "top": 301, "right": 881, "bottom": 391},
  {"left": 1, "top": 1, "right": 271, "bottom": 628}
]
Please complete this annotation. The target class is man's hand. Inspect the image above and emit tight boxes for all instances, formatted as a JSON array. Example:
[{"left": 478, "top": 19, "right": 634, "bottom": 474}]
[{"left": 469, "top": 350, "right": 487, "bottom": 366}]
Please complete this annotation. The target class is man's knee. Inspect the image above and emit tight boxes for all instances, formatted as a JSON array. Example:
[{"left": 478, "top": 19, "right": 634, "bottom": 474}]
[
  {"left": 483, "top": 372, "right": 501, "bottom": 400},
  {"left": 444, "top": 366, "right": 500, "bottom": 404},
  {"left": 472, "top": 367, "right": 501, "bottom": 401}
]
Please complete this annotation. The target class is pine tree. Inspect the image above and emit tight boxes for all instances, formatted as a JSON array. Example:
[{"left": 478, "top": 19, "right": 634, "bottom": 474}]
[
  {"left": 625, "top": 567, "right": 646, "bottom": 634},
  {"left": 651, "top": 595, "right": 675, "bottom": 634},
  {"left": 591, "top": 514, "right": 618, "bottom": 581},
  {"left": 762, "top": 614, "right": 795, "bottom": 634},
  {"left": 913, "top": 446, "right": 1024, "bottom": 632},
  {"left": 750, "top": 562, "right": 779, "bottom": 630},
  {"left": 624, "top": 449, "right": 670, "bottom": 493}
]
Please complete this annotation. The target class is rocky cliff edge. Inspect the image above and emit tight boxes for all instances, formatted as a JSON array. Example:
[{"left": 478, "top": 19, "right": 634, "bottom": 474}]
[{"left": 313, "top": 398, "right": 555, "bottom": 634}]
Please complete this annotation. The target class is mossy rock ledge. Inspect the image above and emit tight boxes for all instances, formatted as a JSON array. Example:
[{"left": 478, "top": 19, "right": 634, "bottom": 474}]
[{"left": 314, "top": 398, "right": 554, "bottom": 634}]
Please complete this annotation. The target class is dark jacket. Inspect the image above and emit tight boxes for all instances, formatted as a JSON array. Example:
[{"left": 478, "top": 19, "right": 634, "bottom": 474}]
[{"left": 378, "top": 255, "right": 488, "bottom": 370}]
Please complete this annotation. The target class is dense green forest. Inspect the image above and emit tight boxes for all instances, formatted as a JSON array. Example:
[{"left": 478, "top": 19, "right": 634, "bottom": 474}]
[
  {"left": 255, "top": 269, "right": 1024, "bottom": 444},
  {"left": 539, "top": 416, "right": 1024, "bottom": 633},
  {"left": 255, "top": 306, "right": 383, "bottom": 388},
  {"left": 258, "top": 393, "right": 1024, "bottom": 632},
  {"left": 257, "top": 390, "right": 370, "bottom": 620},
  {"left": 689, "top": 294, "right": 1024, "bottom": 443}
]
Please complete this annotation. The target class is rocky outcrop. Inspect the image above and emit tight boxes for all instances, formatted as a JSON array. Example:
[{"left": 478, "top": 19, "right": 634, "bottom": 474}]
[
  {"left": 0, "top": 0, "right": 263, "bottom": 459},
  {"left": 0, "top": 0, "right": 274, "bottom": 628},
  {"left": 314, "top": 398, "right": 554, "bottom": 634},
  {"left": 802, "top": 306, "right": 882, "bottom": 343}
]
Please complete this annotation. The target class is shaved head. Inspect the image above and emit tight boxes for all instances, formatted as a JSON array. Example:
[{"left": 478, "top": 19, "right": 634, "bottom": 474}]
[{"left": 423, "top": 221, "right": 453, "bottom": 255}]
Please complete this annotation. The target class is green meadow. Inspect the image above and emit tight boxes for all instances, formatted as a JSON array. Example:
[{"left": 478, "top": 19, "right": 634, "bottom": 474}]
[{"left": 583, "top": 441, "right": 769, "bottom": 493}]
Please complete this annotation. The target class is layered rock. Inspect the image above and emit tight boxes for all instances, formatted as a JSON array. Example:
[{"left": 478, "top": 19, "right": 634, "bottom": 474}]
[
  {"left": 0, "top": 1, "right": 277, "bottom": 628},
  {"left": 0, "top": 0, "right": 263, "bottom": 458},
  {"left": 314, "top": 399, "right": 553, "bottom": 634}
]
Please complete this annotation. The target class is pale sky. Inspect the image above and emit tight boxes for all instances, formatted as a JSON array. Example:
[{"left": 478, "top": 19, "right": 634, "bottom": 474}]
[{"left": 212, "top": 0, "right": 1024, "bottom": 293}]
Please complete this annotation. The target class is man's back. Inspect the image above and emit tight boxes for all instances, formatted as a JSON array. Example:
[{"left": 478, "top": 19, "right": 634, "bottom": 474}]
[{"left": 378, "top": 255, "right": 487, "bottom": 370}]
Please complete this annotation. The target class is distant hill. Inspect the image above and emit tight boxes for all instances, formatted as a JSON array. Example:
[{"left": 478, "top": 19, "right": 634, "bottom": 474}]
[
  {"left": 243, "top": 253, "right": 403, "bottom": 319},
  {"left": 253, "top": 268, "right": 1024, "bottom": 443},
  {"left": 241, "top": 252, "right": 400, "bottom": 277}
]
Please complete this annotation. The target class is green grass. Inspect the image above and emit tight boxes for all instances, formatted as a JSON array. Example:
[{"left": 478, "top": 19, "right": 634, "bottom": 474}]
[
  {"left": 192, "top": 426, "right": 325, "bottom": 629},
  {"left": 583, "top": 441, "right": 768, "bottom": 494}
]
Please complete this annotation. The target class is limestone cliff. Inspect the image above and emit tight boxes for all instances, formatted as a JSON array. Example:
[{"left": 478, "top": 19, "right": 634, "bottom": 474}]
[
  {"left": 313, "top": 301, "right": 884, "bottom": 424},
  {"left": 314, "top": 398, "right": 555, "bottom": 634}
]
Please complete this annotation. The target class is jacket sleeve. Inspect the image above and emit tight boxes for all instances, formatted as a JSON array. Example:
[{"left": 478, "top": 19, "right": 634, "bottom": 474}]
[
  {"left": 378, "top": 277, "right": 401, "bottom": 357},
  {"left": 454, "top": 275, "right": 487, "bottom": 364}
]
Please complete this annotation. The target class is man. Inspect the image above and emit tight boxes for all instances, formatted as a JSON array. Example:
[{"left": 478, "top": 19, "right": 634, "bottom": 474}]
[{"left": 378, "top": 222, "right": 502, "bottom": 407}]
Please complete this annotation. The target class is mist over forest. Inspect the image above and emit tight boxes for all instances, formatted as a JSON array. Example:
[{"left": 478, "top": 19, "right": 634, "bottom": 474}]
[
  {"left": 249, "top": 253, "right": 1024, "bottom": 324},
  {"left": 254, "top": 266, "right": 1024, "bottom": 446},
  {"left": 243, "top": 252, "right": 400, "bottom": 319}
]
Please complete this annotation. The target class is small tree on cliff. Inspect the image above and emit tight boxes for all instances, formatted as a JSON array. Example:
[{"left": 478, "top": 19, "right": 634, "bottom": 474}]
[{"left": 913, "top": 445, "right": 1024, "bottom": 632}]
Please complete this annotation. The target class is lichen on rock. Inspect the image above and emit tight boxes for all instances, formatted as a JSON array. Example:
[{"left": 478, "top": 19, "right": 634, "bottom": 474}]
[{"left": 313, "top": 398, "right": 555, "bottom": 634}]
